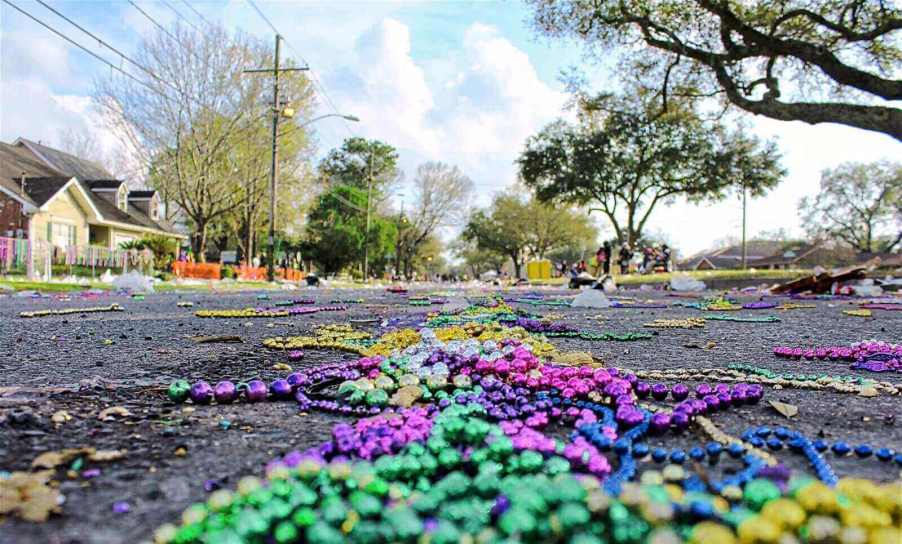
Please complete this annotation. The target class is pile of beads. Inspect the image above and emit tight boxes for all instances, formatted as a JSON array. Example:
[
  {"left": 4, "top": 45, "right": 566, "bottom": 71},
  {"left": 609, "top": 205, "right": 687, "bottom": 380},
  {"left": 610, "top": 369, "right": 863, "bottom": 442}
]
[
  {"left": 19, "top": 303, "right": 123, "bottom": 318},
  {"left": 154, "top": 299, "right": 902, "bottom": 544},
  {"left": 264, "top": 324, "right": 374, "bottom": 355},
  {"left": 155, "top": 402, "right": 902, "bottom": 544},
  {"left": 643, "top": 318, "right": 705, "bottom": 329}
]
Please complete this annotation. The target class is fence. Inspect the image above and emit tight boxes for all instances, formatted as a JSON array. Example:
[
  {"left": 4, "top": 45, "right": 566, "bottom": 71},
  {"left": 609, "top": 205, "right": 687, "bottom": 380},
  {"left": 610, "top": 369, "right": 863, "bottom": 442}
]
[
  {"left": 234, "top": 265, "right": 304, "bottom": 281},
  {"left": 0, "top": 237, "right": 144, "bottom": 279},
  {"left": 172, "top": 262, "right": 221, "bottom": 280}
]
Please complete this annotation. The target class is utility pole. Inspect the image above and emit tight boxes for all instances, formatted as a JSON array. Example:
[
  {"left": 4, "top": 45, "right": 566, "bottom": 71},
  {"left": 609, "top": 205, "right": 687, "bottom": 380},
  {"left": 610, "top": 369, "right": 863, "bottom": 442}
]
[
  {"left": 741, "top": 183, "right": 748, "bottom": 269},
  {"left": 363, "top": 150, "right": 373, "bottom": 282},
  {"left": 243, "top": 34, "right": 307, "bottom": 282}
]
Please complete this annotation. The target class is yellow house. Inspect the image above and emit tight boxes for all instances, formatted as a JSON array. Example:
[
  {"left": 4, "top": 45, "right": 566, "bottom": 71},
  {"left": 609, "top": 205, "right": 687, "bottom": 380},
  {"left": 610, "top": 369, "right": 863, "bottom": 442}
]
[{"left": 0, "top": 138, "right": 184, "bottom": 250}]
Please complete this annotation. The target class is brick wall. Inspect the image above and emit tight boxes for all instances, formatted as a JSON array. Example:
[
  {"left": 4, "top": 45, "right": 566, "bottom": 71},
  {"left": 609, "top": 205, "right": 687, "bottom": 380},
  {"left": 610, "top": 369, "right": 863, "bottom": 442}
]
[{"left": 0, "top": 192, "right": 27, "bottom": 237}]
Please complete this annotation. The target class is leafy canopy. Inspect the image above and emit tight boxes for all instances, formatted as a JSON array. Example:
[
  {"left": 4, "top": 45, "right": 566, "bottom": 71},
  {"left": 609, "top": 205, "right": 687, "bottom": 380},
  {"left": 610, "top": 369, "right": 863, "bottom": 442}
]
[
  {"left": 800, "top": 160, "right": 901, "bottom": 252},
  {"left": 527, "top": 0, "right": 902, "bottom": 139},
  {"left": 518, "top": 93, "right": 785, "bottom": 244}
]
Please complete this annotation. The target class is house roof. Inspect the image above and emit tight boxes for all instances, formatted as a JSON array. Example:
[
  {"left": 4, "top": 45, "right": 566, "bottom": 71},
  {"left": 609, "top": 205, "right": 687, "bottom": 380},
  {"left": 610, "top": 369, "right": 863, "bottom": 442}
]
[
  {"left": 87, "top": 187, "right": 175, "bottom": 233},
  {"left": 14, "top": 138, "right": 112, "bottom": 180},
  {"left": 0, "top": 142, "right": 59, "bottom": 180},
  {"left": 3, "top": 138, "right": 181, "bottom": 238},
  {"left": 17, "top": 176, "right": 75, "bottom": 207},
  {"left": 87, "top": 179, "right": 124, "bottom": 190},
  {"left": 751, "top": 243, "right": 821, "bottom": 267},
  {"left": 0, "top": 176, "right": 37, "bottom": 208},
  {"left": 128, "top": 190, "right": 155, "bottom": 199}
]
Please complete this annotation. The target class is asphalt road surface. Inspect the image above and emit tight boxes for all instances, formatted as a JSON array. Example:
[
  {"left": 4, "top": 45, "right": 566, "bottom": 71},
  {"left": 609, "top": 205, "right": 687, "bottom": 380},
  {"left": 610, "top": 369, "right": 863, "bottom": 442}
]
[{"left": 1, "top": 286, "right": 899, "bottom": 543}]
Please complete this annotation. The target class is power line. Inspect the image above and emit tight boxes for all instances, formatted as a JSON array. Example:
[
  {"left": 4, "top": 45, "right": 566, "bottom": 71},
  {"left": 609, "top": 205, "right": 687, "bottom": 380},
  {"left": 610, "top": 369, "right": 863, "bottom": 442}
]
[
  {"left": 179, "top": 0, "right": 212, "bottom": 28},
  {"left": 2, "top": 0, "right": 167, "bottom": 99},
  {"left": 33, "top": 0, "right": 181, "bottom": 96},
  {"left": 244, "top": 0, "right": 358, "bottom": 140},
  {"left": 160, "top": 0, "right": 200, "bottom": 33},
  {"left": 126, "top": 0, "right": 190, "bottom": 51}
]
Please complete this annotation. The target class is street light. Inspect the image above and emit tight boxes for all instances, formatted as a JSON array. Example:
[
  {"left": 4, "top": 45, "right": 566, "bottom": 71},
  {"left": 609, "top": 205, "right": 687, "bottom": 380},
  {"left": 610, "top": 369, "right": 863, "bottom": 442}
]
[{"left": 266, "top": 112, "right": 359, "bottom": 282}]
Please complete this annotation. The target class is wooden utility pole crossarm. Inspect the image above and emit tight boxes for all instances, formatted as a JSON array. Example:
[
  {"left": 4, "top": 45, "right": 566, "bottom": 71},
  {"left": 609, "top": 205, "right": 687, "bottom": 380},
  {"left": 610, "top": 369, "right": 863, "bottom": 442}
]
[{"left": 242, "top": 34, "right": 308, "bottom": 282}]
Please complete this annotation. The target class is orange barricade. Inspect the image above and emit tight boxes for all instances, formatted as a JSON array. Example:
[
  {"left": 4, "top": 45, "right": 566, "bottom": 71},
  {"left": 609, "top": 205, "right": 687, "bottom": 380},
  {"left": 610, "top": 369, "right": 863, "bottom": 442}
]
[
  {"left": 280, "top": 268, "right": 304, "bottom": 282},
  {"left": 172, "top": 262, "right": 221, "bottom": 279},
  {"left": 233, "top": 266, "right": 304, "bottom": 282}
]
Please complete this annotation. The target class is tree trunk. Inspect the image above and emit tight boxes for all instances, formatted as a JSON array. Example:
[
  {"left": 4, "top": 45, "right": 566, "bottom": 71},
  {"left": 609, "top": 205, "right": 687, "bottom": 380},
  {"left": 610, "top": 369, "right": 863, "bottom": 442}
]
[
  {"left": 192, "top": 222, "right": 208, "bottom": 263},
  {"left": 510, "top": 252, "right": 522, "bottom": 279}
]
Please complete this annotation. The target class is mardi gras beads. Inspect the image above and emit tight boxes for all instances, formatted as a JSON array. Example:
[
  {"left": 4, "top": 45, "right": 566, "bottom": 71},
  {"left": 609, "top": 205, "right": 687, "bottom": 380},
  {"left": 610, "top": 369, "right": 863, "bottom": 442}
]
[
  {"left": 196, "top": 308, "right": 289, "bottom": 318},
  {"left": 703, "top": 314, "right": 781, "bottom": 323},
  {"left": 19, "top": 303, "right": 124, "bottom": 318},
  {"left": 643, "top": 318, "right": 706, "bottom": 329}
]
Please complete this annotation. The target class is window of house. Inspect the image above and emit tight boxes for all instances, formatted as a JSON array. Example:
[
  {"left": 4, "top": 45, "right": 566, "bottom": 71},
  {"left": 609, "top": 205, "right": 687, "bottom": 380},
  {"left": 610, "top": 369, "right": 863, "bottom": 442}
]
[
  {"left": 117, "top": 185, "right": 128, "bottom": 211},
  {"left": 150, "top": 198, "right": 160, "bottom": 221},
  {"left": 48, "top": 222, "right": 76, "bottom": 248}
]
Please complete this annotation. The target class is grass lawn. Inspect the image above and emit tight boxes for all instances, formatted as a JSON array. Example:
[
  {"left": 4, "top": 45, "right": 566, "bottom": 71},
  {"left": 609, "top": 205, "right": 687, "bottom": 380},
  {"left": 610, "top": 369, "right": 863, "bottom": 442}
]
[
  {"left": 0, "top": 279, "right": 110, "bottom": 292},
  {"left": 2, "top": 268, "right": 813, "bottom": 293},
  {"left": 532, "top": 268, "right": 812, "bottom": 286}
]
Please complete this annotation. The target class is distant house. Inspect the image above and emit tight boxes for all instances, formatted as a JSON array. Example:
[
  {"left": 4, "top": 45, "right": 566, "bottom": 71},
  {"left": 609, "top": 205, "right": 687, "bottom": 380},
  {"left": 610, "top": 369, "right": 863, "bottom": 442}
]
[
  {"left": 680, "top": 241, "right": 785, "bottom": 270},
  {"left": 0, "top": 138, "right": 183, "bottom": 249}
]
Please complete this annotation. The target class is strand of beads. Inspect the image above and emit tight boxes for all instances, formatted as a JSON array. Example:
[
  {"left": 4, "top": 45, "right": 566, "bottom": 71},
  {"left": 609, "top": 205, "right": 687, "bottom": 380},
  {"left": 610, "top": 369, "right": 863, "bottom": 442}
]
[
  {"left": 728, "top": 363, "right": 870, "bottom": 385},
  {"left": 196, "top": 308, "right": 290, "bottom": 318},
  {"left": 741, "top": 426, "right": 902, "bottom": 470},
  {"left": 273, "top": 299, "right": 315, "bottom": 306},
  {"left": 643, "top": 318, "right": 705, "bottom": 329},
  {"left": 19, "top": 303, "right": 124, "bottom": 318},
  {"left": 742, "top": 301, "right": 777, "bottom": 310},
  {"left": 843, "top": 309, "right": 873, "bottom": 318},
  {"left": 629, "top": 367, "right": 901, "bottom": 395},
  {"left": 774, "top": 341, "right": 902, "bottom": 374},
  {"left": 544, "top": 330, "right": 653, "bottom": 341},
  {"left": 704, "top": 314, "right": 781, "bottom": 323},
  {"left": 776, "top": 302, "right": 817, "bottom": 310}
]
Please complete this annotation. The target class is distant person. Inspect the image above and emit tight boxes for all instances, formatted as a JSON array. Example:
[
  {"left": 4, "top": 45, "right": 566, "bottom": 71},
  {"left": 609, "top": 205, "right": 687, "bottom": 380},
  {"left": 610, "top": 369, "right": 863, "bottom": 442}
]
[
  {"left": 593, "top": 246, "right": 606, "bottom": 276},
  {"left": 619, "top": 245, "right": 633, "bottom": 275},
  {"left": 578, "top": 260, "right": 587, "bottom": 273},
  {"left": 642, "top": 246, "right": 653, "bottom": 273},
  {"left": 602, "top": 241, "right": 612, "bottom": 275},
  {"left": 660, "top": 244, "right": 672, "bottom": 272}
]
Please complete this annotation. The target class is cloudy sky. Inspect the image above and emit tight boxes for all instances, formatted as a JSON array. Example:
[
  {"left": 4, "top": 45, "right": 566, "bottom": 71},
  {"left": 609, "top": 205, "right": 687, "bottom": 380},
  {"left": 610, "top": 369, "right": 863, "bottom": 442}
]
[{"left": 2, "top": 0, "right": 899, "bottom": 256}]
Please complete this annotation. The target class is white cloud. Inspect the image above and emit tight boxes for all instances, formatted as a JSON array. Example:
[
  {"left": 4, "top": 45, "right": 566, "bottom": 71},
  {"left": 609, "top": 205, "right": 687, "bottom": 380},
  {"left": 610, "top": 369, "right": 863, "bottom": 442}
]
[
  {"left": 644, "top": 118, "right": 902, "bottom": 256},
  {"left": 319, "top": 19, "right": 567, "bottom": 207}
]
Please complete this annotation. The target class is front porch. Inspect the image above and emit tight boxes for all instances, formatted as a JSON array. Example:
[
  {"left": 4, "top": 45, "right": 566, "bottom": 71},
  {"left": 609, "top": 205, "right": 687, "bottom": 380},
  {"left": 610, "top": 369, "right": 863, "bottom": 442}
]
[{"left": 89, "top": 224, "right": 140, "bottom": 250}]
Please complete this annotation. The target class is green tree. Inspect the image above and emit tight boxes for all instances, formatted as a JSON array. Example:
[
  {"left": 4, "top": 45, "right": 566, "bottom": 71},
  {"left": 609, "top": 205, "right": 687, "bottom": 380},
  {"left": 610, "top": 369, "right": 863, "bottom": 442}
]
[
  {"left": 318, "top": 137, "right": 401, "bottom": 198},
  {"left": 451, "top": 237, "right": 508, "bottom": 279},
  {"left": 800, "top": 161, "right": 901, "bottom": 252},
  {"left": 462, "top": 189, "right": 597, "bottom": 278},
  {"left": 396, "top": 162, "right": 474, "bottom": 279},
  {"left": 302, "top": 185, "right": 397, "bottom": 276},
  {"left": 97, "top": 24, "right": 315, "bottom": 260},
  {"left": 462, "top": 192, "right": 532, "bottom": 279},
  {"left": 524, "top": 199, "right": 598, "bottom": 259},
  {"left": 527, "top": 0, "right": 902, "bottom": 139},
  {"left": 518, "top": 93, "right": 784, "bottom": 245}
]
